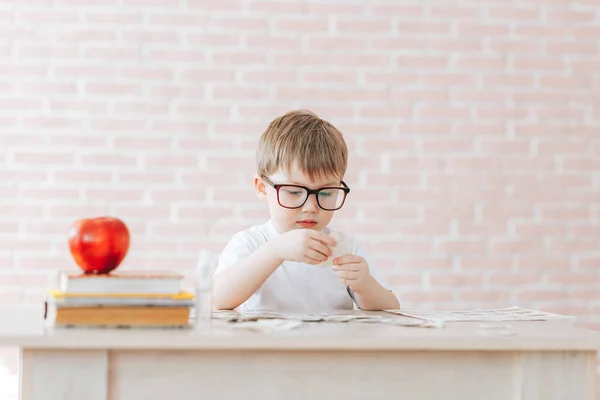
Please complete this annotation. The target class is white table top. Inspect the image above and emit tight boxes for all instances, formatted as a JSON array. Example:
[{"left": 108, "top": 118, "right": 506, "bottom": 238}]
[{"left": 1, "top": 307, "right": 599, "bottom": 351}]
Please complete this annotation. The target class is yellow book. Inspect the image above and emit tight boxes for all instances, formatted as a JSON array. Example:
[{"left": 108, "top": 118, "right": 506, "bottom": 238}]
[
  {"left": 48, "top": 289, "right": 194, "bottom": 299},
  {"left": 47, "top": 289, "right": 194, "bottom": 308},
  {"left": 47, "top": 306, "right": 191, "bottom": 327}
]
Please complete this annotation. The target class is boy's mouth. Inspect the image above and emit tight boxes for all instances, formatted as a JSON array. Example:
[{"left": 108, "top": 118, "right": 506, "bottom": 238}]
[{"left": 297, "top": 220, "right": 317, "bottom": 228}]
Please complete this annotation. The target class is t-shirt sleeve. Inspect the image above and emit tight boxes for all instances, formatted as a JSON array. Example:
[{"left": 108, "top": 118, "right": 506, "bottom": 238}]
[{"left": 215, "top": 231, "right": 259, "bottom": 276}]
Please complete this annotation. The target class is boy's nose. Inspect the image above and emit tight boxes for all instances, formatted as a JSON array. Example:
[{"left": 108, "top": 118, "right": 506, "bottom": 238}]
[{"left": 302, "top": 193, "right": 319, "bottom": 212}]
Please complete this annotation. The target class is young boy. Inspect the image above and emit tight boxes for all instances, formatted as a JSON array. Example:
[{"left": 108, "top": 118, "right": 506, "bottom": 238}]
[{"left": 213, "top": 110, "right": 400, "bottom": 312}]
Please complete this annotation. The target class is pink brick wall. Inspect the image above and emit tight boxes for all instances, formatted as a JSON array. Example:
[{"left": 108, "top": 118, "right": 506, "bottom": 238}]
[{"left": 0, "top": 0, "right": 599, "bottom": 396}]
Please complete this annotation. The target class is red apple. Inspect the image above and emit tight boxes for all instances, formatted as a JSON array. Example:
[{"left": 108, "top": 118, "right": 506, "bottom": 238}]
[{"left": 68, "top": 216, "right": 130, "bottom": 274}]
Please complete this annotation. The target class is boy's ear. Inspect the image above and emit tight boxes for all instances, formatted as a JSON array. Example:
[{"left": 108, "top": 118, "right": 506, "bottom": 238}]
[{"left": 254, "top": 175, "right": 267, "bottom": 199}]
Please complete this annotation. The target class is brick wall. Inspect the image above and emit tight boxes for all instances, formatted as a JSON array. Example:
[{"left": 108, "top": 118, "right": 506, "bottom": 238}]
[{"left": 1, "top": 0, "right": 599, "bottom": 397}]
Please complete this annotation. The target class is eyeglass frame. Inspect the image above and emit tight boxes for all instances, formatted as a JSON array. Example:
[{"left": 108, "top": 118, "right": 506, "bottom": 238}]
[{"left": 260, "top": 174, "right": 351, "bottom": 211}]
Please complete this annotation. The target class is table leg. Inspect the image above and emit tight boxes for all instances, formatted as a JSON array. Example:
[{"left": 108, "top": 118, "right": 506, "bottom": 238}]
[{"left": 20, "top": 349, "right": 108, "bottom": 400}]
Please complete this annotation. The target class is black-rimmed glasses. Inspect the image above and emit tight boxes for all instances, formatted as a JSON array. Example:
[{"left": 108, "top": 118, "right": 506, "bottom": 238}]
[{"left": 261, "top": 175, "right": 350, "bottom": 211}]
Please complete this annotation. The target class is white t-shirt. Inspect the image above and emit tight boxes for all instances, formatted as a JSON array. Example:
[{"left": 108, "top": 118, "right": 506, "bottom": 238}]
[{"left": 215, "top": 220, "right": 391, "bottom": 313}]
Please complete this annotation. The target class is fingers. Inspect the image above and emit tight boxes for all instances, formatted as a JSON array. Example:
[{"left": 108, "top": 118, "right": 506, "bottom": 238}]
[
  {"left": 332, "top": 265, "right": 359, "bottom": 272},
  {"left": 305, "top": 257, "right": 324, "bottom": 265},
  {"left": 306, "top": 248, "right": 328, "bottom": 263},
  {"left": 309, "top": 240, "right": 332, "bottom": 258},
  {"left": 310, "top": 231, "right": 337, "bottom": 247},
  {"left": 333, "top": 255, "right": 363, "bottom": 265},
  {"left": 334, "top": 270, "right": 357, "bottom": 280}
]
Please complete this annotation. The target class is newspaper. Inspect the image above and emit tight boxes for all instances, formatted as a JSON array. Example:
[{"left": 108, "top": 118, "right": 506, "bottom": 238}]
[
  {"left": 211, "top": 306, "right": 570, "bottom": 333},
  {"left": 229, "top": 319, "right": 304, "bottom": 332},
  {"left": 213, "top": 311, "right": 378, "bottom": 323},
  {"left": 384, "top": 306, "right": 572, "bottom": 322},
  {"left": 213, "top": 310, "right": 444, "bottom": 329}
]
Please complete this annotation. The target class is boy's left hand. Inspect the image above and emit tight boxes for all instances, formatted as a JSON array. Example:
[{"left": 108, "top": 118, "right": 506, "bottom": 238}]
[{"left": 332, "top": 255, "right": 370, "bottom": 292}]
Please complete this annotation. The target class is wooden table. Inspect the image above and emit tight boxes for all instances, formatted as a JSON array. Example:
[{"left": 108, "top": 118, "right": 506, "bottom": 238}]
[{"left": 1, "top": 307, "right": 599, "bottom": 400}]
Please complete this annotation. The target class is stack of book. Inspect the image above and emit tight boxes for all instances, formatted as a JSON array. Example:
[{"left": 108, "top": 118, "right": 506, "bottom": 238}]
[{"left": 44, "top": 270, "right": 193, "bottom": 328}]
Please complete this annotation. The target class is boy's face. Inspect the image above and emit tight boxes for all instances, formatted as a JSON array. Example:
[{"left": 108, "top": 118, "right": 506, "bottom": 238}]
[{"left": 254, "top": 163, "right": 342, "bottom": 233}]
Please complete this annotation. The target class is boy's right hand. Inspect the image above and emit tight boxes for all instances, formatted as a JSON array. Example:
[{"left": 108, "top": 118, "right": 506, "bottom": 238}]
[{"left": 271, "top": 229, "right": 337, "bottom": 265}]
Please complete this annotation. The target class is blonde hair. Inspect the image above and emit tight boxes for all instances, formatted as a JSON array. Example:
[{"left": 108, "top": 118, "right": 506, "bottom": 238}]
[{"left": 257, "top": 110, "right": 348, "bottom": 182}]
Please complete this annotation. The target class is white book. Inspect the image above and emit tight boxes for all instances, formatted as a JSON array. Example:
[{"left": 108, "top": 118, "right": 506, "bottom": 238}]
[{"left": 58, "top": 270, "right": 183, "bottom": 295}]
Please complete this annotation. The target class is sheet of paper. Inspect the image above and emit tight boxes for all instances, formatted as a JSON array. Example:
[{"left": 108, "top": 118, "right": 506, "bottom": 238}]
[
  {"left": 212, "top": 311, "right": 375, "bottom": 323},
  {"left": 384, "top": 306, "right": 572, "bottom": 322},
  {"left": 320, "top": 231, "right": 353, "bottom": 267},
  {"left": 356, "top": 317, "right": 445, "bottom": 328},
  {"left": 230, "top": 319, "right": 304, "bottom": 333},
  {"left": 212, "top": 310, "right": 444, "bottom": 328}
]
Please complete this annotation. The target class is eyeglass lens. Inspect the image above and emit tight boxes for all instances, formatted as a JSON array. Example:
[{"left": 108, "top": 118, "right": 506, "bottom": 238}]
[{"left": 277, "top": 186, "right": 346, "bottom": 210}]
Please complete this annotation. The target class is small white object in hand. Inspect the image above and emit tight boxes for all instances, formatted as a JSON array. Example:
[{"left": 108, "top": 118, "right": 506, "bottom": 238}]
[{"left": 320, "top": 231, "right": 352, "bottom": 267}]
